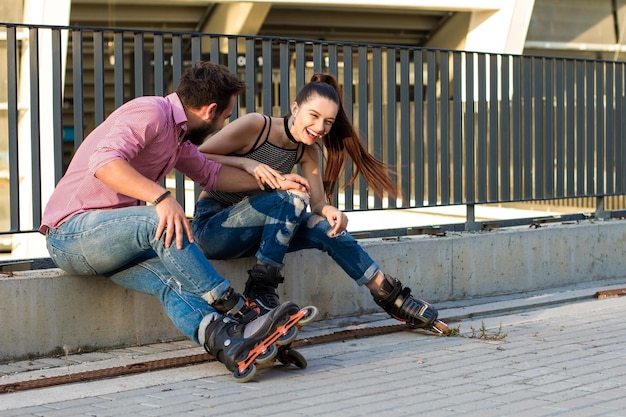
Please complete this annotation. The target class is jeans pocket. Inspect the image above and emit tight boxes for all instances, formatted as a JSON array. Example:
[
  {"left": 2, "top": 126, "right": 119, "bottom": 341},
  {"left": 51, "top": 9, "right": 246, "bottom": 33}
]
[{"left": 48, "top": 244, "right": 98, "bottom": 275}]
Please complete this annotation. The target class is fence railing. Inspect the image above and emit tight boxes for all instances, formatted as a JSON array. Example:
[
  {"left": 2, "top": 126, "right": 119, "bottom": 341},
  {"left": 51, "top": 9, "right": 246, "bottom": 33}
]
[{"left": 1, "top": 22, "right": 626, "bottom": 237}]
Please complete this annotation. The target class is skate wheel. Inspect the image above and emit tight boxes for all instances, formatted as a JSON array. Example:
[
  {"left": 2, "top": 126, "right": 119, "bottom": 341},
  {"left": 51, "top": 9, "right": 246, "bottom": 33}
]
[
  {"left": 433, "top": 320, "right": 450, "bottom": 335},
  {"left": 297, "top": 306, "right": 319, "bottom": 327},
  {"left": 233, "top": 364, "right": 256, "bottom": 383},
  {"left": 278, "top": 348, "right": 307, "bottom": 369},
  {"left": 277, "top": 325, "right": 298, "bottom": 346},
  {"left": 255, "top": 343, "right": 278, "bottom": 365}
]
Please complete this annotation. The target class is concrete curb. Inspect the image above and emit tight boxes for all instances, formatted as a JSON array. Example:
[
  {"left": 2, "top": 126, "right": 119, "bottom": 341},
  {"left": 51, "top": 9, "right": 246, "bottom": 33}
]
[{"left": 2, "top": 218, "right": 626, "bottom": 362}]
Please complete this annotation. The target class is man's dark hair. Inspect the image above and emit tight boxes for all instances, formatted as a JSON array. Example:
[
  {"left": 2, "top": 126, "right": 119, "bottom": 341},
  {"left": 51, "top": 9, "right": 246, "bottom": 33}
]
[{"left": 176, "top": 61, "right": 246, "bottom": 114}]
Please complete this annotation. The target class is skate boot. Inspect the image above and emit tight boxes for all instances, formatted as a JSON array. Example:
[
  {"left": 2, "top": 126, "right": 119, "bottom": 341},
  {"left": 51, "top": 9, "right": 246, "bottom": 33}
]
[
  {"left": 204, "top": 301, "right": 318, "bottom": 382},
  {"left": 244, "top": 264, "right": 285, "bottom": 315},
  {"left": 244, "top": 264, "right": 319, "bottom": 369},
  {"left": 212, "top": 287, "right": 259, "bottom": 324},
  {"left": 371, "top": 275, "right": 449, "bottom": 335}
]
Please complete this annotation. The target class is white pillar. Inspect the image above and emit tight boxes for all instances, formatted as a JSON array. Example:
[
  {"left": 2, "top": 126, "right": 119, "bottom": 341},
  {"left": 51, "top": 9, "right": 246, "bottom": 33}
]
[
  {"left": 13, "top": 0, "right": 71, "bottom": 259},
  {"left": 465, "top": 0, "right": 535, "bottom": 54}
]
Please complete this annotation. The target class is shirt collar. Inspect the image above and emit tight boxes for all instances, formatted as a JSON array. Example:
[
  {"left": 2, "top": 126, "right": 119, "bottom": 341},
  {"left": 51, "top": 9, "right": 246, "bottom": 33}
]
[{"left": 167, "top": 93, "right": 188, "bottom": 142}]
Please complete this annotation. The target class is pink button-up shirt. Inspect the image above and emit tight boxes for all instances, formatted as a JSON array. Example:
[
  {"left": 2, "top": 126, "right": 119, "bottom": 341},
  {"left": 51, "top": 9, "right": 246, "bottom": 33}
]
[{"left": 40, "top": 93, "right": 221, "bottom": 233}]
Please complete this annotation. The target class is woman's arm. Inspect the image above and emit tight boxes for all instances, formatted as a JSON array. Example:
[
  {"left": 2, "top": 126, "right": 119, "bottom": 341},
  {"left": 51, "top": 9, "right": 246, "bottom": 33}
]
[
  {"left": 199, "top": 113, "right": 285, "bottom": 189},
  {"left": 300, "top": 145, "right": 348, "bottom": 236}
]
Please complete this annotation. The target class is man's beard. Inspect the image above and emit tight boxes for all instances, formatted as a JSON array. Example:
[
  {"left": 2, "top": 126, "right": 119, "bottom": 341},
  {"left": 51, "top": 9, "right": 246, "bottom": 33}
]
[{"left": 185, "top": 119, "right": 217, "bottom": 146}]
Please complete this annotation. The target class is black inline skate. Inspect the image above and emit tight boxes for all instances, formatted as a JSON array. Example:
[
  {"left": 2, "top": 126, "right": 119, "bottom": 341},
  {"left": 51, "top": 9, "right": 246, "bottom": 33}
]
[
  {"left": 243, "top": 264, "right": 318, "bottom": 369},
  {"left": 372, "top": 275, "right": 449, "bottom": 335},
  {"left": 204, "top": 301, "right": 318, "bottom": 382}
]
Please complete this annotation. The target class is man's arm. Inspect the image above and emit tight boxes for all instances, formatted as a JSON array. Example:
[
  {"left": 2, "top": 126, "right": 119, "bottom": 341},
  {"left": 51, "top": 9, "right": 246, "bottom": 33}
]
[{"left": 95, "top": 159, "right": 190, "bottom": 249}]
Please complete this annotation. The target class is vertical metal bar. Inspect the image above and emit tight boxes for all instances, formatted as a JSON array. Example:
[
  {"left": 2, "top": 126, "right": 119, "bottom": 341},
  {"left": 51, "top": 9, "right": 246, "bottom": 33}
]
[
  {"left": 327, "top": 43, "right": 339, "bottom": 206},
  {"left": 522, "top": 56, "right": 532, "bottom": 200},
  {"left": 245, "top": 38, "right": 256, "bottom": 112},
  {"left": 29, "top": 28, "right": 42, "bottom": 226},
  {"left": 512, "top": 55, "right": 522, "bottom": 201},
  {"left": 544, "top": 57, "right": 554, "bottom": 199},
  {"left": 93, "top": 31, "right": 106, "bottom": 124},
  {"left": 452, "top": 51, "right": 463, "bottom": 203},
  {"left": 533, "top": 57, "right": 544, "bottom": 200},
  {"left": 153, "top": 34, "right": 165, "bottom": 190},
  {"left": 327, "top": 43, "right": 338, "bottom": 77},
  {"left": 413, "top": 49, "right": 424, "bottom": 207},
  {"left": 565, "top": 59, "right": 575, "bottom": 196},
  {"left": 372, "top": 48, "right": 382, "bottom": 209},
  {"left": 262, "top": 39, "right": 273, "bottom": 115},
  {"left": 211, "top": 36, "right": 220, "bottom": 64},
  {"left": 6, "top": 26, "right": 20, "bottom": 229},
  {"left": 358, "top": 46, "right": 369, "bottom": 209},
  {"left": 439, "top": 51, "right": 450, "bottom": 205},
  {"left": 500, "top": 54, "right": 511, "bottom": 201},
  {"left": 555, "top": 58, "right": 565, "bottom": 198},
  {"left": 399, "top": 49, "right": 410, "bottom": 207},
  {"left": 488, "top": 54, "right": 498, "bottom": 202},
  {"left": 171, "top": 35, "right": 185, "bottom": 205},
  {"left": 51, "top": 29, "right": 64, "bottom": 183},
  {"left": 605, "top": 62, "right": 614, "bottom": 194},
  {"left": 595, "top": 61, "right": 605, "bottom": 196},
  {"left": 190, "top": 35, "right": 202, "bottom": 66},
  {"left": 313, "top": 43, "right": 323, "bottom": 73},
  {"left": 190, "top": 35, "right": 203, "bottom": 202},
  {"left": 343, "top": 45, "right": 354, "bottom": 211},
  {"left": 585, "top": 61, "right": 594, "bottom": 195},
  {"left": 72, "top": 29, "right": 85, "bottom": 148},
  {"left": 227, "top": 37, "right": 239, "bottom": 119},
  {"left": 134, "top": 32, "right": 145, "bottom": 98},
  {"left": 426, "top": 50, "right": 437, "bottom": 205},
  {"left": 322, "top": 43, "right": 340, "bottom": 206},
  {"left": 615, "top": 62, "right": 624, "bottom": 193},
  {"left": 295, "top": 42, "right": 306, "bottom": 92},
  {"left": 476, "top": 53, "right": 487, "bottom": 203},
  {"left": 153, "top": 34, "right": 165, "bottom": 97},
  {"left": 113, "top": 31, "right": 125, "bottom": 108},
  {"left": 386, "top": 48, "right": 397, "bottom": 208},
  {"left": 575, "top": 60, "right": 585, "bottom": 196},
  {"left": 464, "top": 52, "right": 475, "bottom": 204},
  {"left": 279, "top": 41, "right": 291, "bottom": 116},
  {"left": 171, "top": 35, "right": 183, "bottom": 98}
]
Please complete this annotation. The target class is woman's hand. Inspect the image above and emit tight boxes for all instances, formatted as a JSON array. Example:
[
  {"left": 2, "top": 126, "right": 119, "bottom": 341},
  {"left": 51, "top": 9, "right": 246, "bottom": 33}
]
[{"left": 322, "top": 205, "right": 348, "bottom": 236}]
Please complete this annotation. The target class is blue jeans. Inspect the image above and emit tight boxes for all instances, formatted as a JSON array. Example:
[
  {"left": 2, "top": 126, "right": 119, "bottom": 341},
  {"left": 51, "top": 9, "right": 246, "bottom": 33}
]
[
  {"left": 193, "top": 191, "right": 380, "bottom": 285},
  {"left": 45, "top": 207, "right": 231, "bottom": 343}
]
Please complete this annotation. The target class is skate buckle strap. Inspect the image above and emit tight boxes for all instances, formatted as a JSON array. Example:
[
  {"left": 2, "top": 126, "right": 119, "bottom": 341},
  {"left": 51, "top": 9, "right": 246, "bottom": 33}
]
[{"left": 226, "top": 296, "right": 247, "bottom": 320}]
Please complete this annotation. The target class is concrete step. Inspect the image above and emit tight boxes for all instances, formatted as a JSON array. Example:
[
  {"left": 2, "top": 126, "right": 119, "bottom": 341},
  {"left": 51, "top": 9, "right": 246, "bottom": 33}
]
[{"left": 2, "top": 218, "right": 626, "bottom": 362}]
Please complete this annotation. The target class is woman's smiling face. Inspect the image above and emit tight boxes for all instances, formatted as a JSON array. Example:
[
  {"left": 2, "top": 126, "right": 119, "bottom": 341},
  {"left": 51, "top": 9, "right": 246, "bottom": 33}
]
[{"left": 290, "top": 93, "right": 339, "bottom": 145}]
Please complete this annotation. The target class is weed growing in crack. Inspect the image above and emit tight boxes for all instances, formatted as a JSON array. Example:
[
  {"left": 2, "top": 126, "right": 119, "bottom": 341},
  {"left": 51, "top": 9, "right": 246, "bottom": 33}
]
[{"left": 468, "top": 321, "right": 507, "bottom": 340}]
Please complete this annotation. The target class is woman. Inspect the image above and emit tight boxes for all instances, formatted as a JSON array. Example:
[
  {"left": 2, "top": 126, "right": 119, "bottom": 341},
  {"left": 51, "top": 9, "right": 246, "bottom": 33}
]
[{"left": 193, "top": 73, "right": 448, "bottom": 334}]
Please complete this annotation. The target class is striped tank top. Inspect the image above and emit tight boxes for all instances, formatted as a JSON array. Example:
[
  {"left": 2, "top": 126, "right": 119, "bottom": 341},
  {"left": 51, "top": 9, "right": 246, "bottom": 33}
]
[{"left": 203, "top": 115, "right": 305, "bottom": 206}]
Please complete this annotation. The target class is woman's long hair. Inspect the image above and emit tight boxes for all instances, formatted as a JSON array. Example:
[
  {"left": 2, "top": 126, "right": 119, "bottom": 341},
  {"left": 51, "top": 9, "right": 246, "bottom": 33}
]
[{"left": 293, "top": 73, "right": 398, "bottom": 200}]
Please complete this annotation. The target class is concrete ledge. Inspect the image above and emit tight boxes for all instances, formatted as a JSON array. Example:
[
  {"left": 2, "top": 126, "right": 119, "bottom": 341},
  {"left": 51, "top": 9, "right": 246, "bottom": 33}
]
[{"left": 2, "top": 218, "right": 626, "bottom": 362}]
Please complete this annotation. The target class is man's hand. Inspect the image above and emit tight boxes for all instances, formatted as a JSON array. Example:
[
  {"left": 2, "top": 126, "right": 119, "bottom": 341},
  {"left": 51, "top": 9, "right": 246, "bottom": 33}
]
[
  {"left": 154, "top": 195, "right": 193, "bottom": 249},
  {"left": 275, "top": 173, "right": 311, "bottom": 194}
]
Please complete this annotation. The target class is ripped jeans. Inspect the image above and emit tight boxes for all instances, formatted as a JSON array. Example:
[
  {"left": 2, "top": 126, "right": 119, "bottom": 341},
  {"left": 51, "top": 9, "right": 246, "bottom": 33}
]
[
  {"left": 193, "top": 191, "right": 380, "bottom": 286},
  {"left": 45, "top": 207, "right": 232, "bottom": 343}
]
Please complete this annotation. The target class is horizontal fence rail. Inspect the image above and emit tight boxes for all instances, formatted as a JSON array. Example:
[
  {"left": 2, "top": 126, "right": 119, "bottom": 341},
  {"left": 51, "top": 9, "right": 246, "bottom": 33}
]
[{"left": 1, "top": 23, "right": 626, "bottom": 237}]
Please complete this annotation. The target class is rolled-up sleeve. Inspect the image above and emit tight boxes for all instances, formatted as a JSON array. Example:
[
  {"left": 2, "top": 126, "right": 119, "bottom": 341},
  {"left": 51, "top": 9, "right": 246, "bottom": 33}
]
[{"left": 176, "top": 143, "right": 222, "bottom": 191}]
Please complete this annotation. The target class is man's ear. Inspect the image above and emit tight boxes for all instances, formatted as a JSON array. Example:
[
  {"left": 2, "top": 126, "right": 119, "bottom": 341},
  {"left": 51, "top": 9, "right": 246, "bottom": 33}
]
[{"left": 202, "top": 103, "right": 218, "bottom": 120}]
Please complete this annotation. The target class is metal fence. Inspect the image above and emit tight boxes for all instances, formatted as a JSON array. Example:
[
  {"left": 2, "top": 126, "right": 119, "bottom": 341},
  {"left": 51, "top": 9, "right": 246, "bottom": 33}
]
[{"left": 1, "top": 22, "right": 626, "bottom": 237}]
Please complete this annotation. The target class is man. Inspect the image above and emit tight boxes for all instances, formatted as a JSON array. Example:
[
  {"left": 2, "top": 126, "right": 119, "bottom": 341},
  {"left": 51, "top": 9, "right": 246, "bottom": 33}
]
[{"left": 39, "top": 61, "right": 309, "bottom": 375}]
